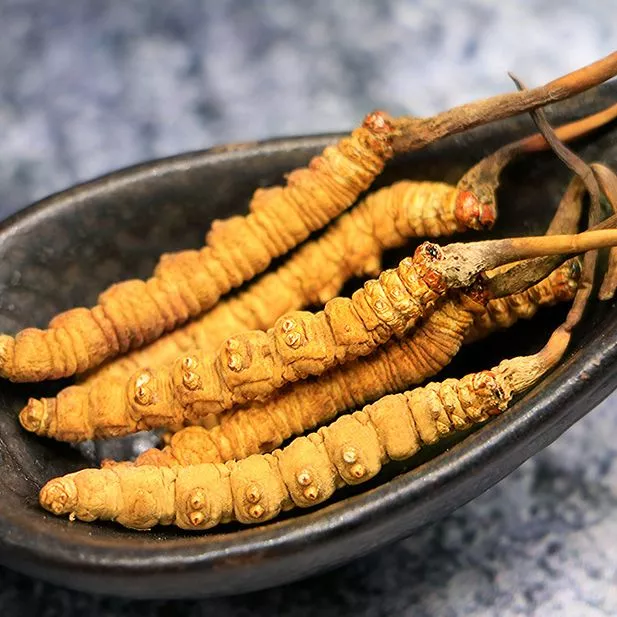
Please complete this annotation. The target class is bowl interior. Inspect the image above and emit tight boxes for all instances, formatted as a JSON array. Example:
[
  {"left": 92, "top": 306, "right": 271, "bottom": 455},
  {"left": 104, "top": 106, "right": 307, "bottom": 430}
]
[{"left": 1, "top": 85, "right": 617, "bottom": 598}]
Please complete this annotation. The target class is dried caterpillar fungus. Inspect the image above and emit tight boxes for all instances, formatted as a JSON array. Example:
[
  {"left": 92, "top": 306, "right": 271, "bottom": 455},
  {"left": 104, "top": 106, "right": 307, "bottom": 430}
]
[
  {"left": 80, "top": 176, "right": 488, "bottom": 389},
  {"left": 120, "top": 259, "right": 579, "bottom": 468},
  {"left": 39, "top": 175, "right": 486, "bottom": 440},
  {"left": 593, "top": 163, "right": 617, "bottom": 299},
  {"left": 20, "top": 244, "right": 447, "bottom": 440},
  {"left": 23, "top": 224, "right": 617, "bottom": 442},
  {"left": 126, "top": 292, "right": 487, "bottom": 467},
  {"left": 111, "top": 230, "right": 617, "bottom": 418},
  {"left": 5, "top": 53, "right": 617, "bottom": 385},
  {"left": 39, "top": 327, "right": 568, "bottom": 531},
  {"left": 75, "top": 104, "right": 617, "bottom": 393},
  {"left": 0, "top": 112, "right": 395, "bottom": 383},
  {"left": 33, "top": 54, "right": 617, "bottom": 530},
  {"left": 18, "top": 140, "right": 591, "bottom": 445}
]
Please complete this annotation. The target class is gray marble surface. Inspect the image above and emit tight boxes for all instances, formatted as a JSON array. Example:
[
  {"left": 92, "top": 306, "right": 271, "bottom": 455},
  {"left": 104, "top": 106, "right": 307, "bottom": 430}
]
[{"left": 1, "top": 1, "right": 617, "bottom": 614}]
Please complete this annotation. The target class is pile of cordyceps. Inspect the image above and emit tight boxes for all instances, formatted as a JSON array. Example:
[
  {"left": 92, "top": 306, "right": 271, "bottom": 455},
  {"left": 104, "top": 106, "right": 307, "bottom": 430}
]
[{"left": 6, "top": 54, "right": 617, "bottom": 531}]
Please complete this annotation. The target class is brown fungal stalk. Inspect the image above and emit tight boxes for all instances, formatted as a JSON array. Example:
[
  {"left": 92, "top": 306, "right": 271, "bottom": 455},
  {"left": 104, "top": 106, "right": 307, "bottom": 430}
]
[
  {"left": 455, "top": 101, "right": 617, "bottom": 220},
  {"left": 592, "top": 163, "right": 617, "bottom": 299},
  {"left": 390, "top": 51, "right": 617, "bottom": 152}
]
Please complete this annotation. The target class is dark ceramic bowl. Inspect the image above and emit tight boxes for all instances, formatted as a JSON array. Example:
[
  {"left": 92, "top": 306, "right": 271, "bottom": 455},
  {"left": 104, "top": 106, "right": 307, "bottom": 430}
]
[{"left": 1, "top": 85, "right": 617, "bottom": 600}]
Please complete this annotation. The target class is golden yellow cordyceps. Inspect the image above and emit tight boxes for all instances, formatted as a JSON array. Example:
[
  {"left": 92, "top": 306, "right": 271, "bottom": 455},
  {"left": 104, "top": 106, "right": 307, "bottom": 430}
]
[
  {"left": 0, "top": 111, "right": 395, "bottom": 383},
  {"left": 39, "top": 324, "right": 570, "bottom": 531}
]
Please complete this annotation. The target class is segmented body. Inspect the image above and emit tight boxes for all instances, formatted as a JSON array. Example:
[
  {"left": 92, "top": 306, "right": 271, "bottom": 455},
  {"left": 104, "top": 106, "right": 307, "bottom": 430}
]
[
  {"left": 0, "top": 112, "right": 395, "bottom": 383},
  {"left": 125, "top": 259, "right": 579, "bottom": 467},
  {"left": 82, "top": 179, "right": 480, "bottom": 388},
  {"left": 148, "top": 245, "right": 445, "bottom": 417},
  {"left": 131, "top": 295, "right": 484, "bottom": 466},
  {"left": 20, "top": 260, "right": 578, "bottom": 444},
  {"left": 20, "top": 244, "right": 451, "bottom": 441},
  {"left": 39, "top": 361, "right": 515, "bottom": 530}
]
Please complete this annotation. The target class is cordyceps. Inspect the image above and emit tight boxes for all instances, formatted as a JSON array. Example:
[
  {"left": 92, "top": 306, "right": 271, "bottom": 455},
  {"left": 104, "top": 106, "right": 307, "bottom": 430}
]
[
  {"left": 20, "top": 227, "right": 617, "bottom": 441},
  {"left": 37, "top": 320, "right": 575, "bottom": 531},
  {"left": 78, "top": 171, "right": 494, "bottom": 390},
  {"left": 46, "top": 172, "right": 487, "bottom": 438},
  {"left": 119, "top": 259, "right": 580, "bottom": 469},
  {"left": 124, "top": 169, "right": 589, "bottom": 465},
  {"left": 39, "top": 196, "right": 598, "bottom": 531},
  {"left": 2, "top": 53, "right": 617, "bottom": 383},
  {"left": 0, "top": 114, "right": 392, "bottom": 384},
  {"left": 78, "top": 102, "right": 617, "bottom": 391}
]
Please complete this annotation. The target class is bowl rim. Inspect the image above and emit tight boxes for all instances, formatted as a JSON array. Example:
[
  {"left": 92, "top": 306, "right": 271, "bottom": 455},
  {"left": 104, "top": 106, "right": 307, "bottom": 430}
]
[{"left": 1, "top": 123, "right": 617, "bottom": 599}]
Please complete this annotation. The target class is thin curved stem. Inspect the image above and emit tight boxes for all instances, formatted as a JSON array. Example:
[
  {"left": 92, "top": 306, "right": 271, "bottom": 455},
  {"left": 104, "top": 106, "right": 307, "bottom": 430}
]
[{"left": 391, "top": 52, "right": 617, "bottom": 152}]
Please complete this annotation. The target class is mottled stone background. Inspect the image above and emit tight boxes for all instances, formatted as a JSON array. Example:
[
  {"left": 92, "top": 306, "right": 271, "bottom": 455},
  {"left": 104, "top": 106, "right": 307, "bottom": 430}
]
[{"left": 1, "top": 0, "right": 617, "bottom": 614}]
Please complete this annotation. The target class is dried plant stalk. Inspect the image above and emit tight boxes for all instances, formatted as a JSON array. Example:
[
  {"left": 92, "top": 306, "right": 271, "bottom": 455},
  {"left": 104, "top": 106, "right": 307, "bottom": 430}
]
[
  {"left": 117, "top": 260, "right": 579, "bottom": 468},
  {"left": 456, "top": 102, "right": 617, "bottom": 217},
  {"left": 38, "top": 325, "right": 570, "bottom": 530},
  {"left": 481, "top": 175, "right": 585, "bottom": 298},
  {"left": 465, "top": 259, "right": 579, "bottom": 341},
  {"left": 390, "top": 52, "right": 617, "bottom": 152},
  {"left": 592, "top": 163, "right": 617, "bottom": 299},
  {"left": 4, "top": 53, "right": 617, "bottom": 384}
]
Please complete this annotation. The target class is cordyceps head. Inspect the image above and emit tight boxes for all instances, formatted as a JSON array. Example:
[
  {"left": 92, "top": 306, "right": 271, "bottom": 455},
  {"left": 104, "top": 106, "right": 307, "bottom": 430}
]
[
  {"left": 454, "top": 188, "right": 497, "bottom": 231},
  {"left": 462, "top": 276, "right": 491, "bottom": 308},
  {"left": 453, "top": 149, "right": 506, "bottom": 233},
  {"left": 553, "top": 258, "right": 583, "bottom": 302},
  {"left": 412, "top": 242, "right": 448, "bottom": 293},
  {"left": 362, "top": 110, "right": 395, "bottom": 135},
  {"left": 40, "top": 477, "right": 78, "bottom": 517},
  {"left": 19, "top": 398, "right": 51, "bottom": 435}
]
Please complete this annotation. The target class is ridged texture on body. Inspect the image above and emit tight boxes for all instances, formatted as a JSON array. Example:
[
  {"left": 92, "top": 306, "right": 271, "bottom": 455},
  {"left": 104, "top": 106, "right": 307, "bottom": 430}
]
[
  {"left": 131, "top": 295, "right": 483, "bottom": 466},
  {"left": 39, "top": 361, "right": 515, "bottom": 530},
  {"left": 0, "top": 112, "right": 395, "bottom": 383},
  {"left": 81, "top": 179, "right": 467, "bottom": 388},
  {"left": 20, "top": 246, "right": 448, "bottom": 441},
  {"left": 126, "top": 259, "right": 578, "bottom": 467}
]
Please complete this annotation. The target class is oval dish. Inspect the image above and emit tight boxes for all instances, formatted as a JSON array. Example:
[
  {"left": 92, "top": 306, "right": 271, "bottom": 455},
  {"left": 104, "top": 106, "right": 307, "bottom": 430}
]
[{"left": 1, "top": 85, "right": 617, "bottom": 599}]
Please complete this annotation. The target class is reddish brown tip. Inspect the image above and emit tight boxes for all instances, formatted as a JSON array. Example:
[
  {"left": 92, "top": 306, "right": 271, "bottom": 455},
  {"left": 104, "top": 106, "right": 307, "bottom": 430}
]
[
  {"left": 463, "top": 277, "right": 491, "bottom": 306},
  {"left": 455, "top": 190, "right": 496, "bottom": 231},
  {"left": 362, "top": 110, "right": 395, "bottom": 134},
  {"left": 412, "top": 242, "right": 448, "bottom": 293},
  {"left": 552, "top": 259, "right": 582, "bottom": 302}
]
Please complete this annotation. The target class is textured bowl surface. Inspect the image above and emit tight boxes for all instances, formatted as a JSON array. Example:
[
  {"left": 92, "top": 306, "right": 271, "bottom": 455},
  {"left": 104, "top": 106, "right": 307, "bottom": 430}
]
[{"left": 1, "top": 85, "right": 617, "bottom": 599}]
